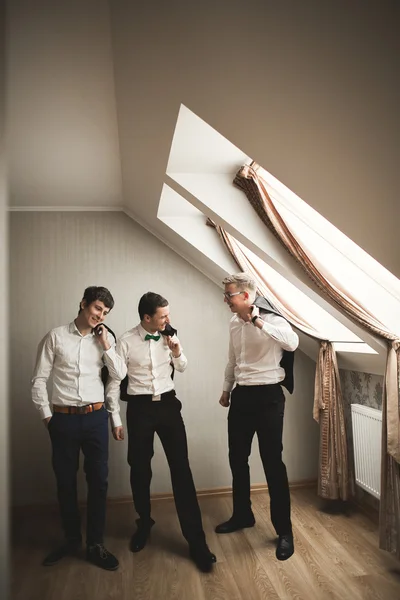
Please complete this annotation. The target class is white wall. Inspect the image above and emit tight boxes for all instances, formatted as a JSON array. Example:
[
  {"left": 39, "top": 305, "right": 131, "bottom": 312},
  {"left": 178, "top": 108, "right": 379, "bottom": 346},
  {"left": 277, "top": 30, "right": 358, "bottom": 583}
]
[
  {"left": 9, "top": 211, "right": 319, "bottom": 506},
  {"left": 7, "top": 0, "right": 122, "bottom": 207}
]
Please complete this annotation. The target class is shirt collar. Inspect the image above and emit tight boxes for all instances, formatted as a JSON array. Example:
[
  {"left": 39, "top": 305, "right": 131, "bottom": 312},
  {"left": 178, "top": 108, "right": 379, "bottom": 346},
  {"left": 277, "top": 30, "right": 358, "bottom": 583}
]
[
  {"left": 233, "top": 314, "right": 251, "bottom": 326},
  {"left": 137, "top": 323, "right": 153, "bottom": 341},
  {"left": 69, "top": 321, "right": 94, "bottom": 338}
]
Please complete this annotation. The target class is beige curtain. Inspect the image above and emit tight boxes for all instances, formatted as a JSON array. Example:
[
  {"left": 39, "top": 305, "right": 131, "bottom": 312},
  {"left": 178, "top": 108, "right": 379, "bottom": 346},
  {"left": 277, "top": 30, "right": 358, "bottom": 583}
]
[
  {"left": 207, "top": 218, "right": 351, "bottom": 500},
  {"left": 314, "top": 342, "right": 350, "bottom": 499},
  {"left": 234, "top": 162, "right": 400, "bottom": 556}
]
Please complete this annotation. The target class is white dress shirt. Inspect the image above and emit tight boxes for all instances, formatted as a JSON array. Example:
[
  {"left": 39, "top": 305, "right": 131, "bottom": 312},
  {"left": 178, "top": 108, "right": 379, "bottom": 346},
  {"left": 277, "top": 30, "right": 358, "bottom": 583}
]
[
  {"left": 106, "top": 324, "right": 187, "bottom": 404},
  {"left": 31, "top": 322, "right": 127, "bottom": 427},
  {"left": 223, "top": 312, "right": 299, "bottom": 393}
]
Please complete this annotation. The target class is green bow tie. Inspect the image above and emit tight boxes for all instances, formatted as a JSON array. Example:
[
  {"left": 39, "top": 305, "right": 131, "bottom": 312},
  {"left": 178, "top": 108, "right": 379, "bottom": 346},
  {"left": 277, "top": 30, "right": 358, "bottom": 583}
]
[{"left": 145, "top": 334, "right": 161, "bottom": 341}]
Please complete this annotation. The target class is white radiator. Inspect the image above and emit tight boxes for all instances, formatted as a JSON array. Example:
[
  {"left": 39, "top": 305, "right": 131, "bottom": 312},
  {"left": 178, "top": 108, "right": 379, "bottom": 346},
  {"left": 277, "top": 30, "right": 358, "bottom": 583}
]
[{"left": 350, "top": 403, "right": 382, "bottom": 499}]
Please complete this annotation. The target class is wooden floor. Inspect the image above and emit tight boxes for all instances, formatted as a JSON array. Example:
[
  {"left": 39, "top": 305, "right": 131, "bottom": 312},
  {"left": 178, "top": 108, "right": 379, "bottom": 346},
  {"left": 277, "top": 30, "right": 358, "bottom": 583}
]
[{"left": 11, "top": 488, "right": 400, "bottom": 600}]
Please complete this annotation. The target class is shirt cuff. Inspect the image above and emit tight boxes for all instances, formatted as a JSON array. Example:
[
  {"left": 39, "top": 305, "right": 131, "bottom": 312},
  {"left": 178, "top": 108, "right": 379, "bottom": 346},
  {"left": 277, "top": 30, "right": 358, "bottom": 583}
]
[
  {"left": 40, "top": 406, "right": 53, "bottom": 420},
  {"left": 172, "top": 355, "right": 186, "bottom": 368},
  {"left": 223, "top": 382, "right": 234, "bottom": 393},
  {"left": 104, "top": 345, "right": 116, "bottom": 357},
  {"left": 110, "top": 412, "right": 122, "bottom": 428}
]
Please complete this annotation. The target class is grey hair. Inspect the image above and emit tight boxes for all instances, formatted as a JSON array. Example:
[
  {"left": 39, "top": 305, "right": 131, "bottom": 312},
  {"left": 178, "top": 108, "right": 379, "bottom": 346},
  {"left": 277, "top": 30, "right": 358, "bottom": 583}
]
[{"left": 222, "top": 272, "right": 257, "bottom": 299}]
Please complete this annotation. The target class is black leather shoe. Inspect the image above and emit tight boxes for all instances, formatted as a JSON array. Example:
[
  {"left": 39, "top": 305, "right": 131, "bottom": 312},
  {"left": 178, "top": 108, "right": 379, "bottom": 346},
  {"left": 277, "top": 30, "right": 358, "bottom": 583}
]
[
  {"left": 87, "top": 544, "right": 119, "bottom": 571},
  {"left": 42, "top": 539, "right": 81, "bottom": 566},
  {"left": 129, "top": 518, "right": 155, "bottom": 553},
  {"left": 215, "top": 516, "right": 255, "bottom": 534},
  {"left": 189, "top": 544, "right": 217, "bottom": 573},
  {"left": 276, "top": 534, "right": 294, "bottom": 561}
]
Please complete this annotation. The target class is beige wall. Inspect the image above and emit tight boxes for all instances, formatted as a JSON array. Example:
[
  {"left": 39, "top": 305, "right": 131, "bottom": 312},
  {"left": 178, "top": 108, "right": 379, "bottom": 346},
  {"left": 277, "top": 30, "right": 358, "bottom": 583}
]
[
  {"left": 7, "top": 0, "right": 122, "bottom": 207},
  {"left": 109, "top": 0, "right": 400, "bottom": 278},
  {"left": 9, "top": 211, "right": 319, "bottom": 506}
]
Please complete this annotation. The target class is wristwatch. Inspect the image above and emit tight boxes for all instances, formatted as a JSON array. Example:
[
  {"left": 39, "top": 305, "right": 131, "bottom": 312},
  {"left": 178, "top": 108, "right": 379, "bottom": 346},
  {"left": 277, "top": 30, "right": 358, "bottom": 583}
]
[{"left": 251, "top": 315, "right": 258, "bottom": 324}]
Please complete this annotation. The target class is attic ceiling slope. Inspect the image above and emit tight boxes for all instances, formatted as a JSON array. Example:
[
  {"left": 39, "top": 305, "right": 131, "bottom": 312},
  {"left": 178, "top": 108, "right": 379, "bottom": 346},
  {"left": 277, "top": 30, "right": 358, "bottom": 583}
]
[{"left": 108, "top": 0, "right": 400, "bottom": 278}]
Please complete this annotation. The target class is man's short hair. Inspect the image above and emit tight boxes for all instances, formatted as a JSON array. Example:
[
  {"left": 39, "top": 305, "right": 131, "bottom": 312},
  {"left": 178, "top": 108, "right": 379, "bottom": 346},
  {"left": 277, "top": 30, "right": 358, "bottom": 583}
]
[
  {"left": 138, "top": 292, "right": 168, "bottom": 320},
  {"left": 79, "top": 286, "right": 114, "bottom": 313},
  {"left": 222, "top": 272, "right": 257, "bottom": 296}
]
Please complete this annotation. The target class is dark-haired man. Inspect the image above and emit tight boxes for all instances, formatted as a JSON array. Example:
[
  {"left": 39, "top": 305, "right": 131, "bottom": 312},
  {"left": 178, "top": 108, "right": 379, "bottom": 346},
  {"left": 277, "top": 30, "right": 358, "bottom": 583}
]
[
  {"left": 106, "top": 292, "right": 216, "bottom": 572},
  {"left": 32, "top": 286, "right": 127, "bottom": 570}
]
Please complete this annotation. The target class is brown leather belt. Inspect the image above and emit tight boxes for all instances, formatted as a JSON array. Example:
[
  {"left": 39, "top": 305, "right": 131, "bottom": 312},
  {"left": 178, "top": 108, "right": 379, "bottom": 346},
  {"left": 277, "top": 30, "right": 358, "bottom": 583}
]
[{"left": 53, "top": 402, "right": 104, "bottom": 415}]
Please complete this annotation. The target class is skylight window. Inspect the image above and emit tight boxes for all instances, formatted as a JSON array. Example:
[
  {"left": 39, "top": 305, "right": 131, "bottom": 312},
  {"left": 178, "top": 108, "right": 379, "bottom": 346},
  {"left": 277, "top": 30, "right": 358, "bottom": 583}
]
[
  {"left": 162, "top": 104, "right": 396, "bottom": 367},
  {"left": 255, "top": 165, "right": 400, "bottom": 336},
  {"left": 158, "top": 185, "right": 375, "bottom": 354},
  {"left": 234, "top": 238, "right": 368, "bottom": 346}
]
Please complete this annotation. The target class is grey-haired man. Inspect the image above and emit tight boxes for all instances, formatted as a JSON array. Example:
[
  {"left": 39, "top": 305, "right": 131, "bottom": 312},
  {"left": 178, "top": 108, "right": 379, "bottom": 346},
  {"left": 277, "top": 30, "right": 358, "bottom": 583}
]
[{"left": 216, "top": 273, "right": 299, "bottom": 561}]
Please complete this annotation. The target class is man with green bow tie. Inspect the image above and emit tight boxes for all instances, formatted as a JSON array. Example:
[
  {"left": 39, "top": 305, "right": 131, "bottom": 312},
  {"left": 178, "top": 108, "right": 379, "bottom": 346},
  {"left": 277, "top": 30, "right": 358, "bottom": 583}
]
[
  {"left": 144, "top": 333, "right": 160, "bottom": 341},
  {"left": 106, "top": 292, "right": 216, "bottom": 572}
]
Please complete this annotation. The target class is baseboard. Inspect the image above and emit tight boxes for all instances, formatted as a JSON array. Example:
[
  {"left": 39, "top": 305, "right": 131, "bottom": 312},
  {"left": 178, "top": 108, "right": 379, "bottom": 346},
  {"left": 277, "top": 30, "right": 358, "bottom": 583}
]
[
  {"left": 107, "top": 478, "right": 317, "bottom": 505},
  {"left": 348, "top": 496, "right": 380, "bottom": 524},
  {"left": 11, "top": 479, "right": 317, "bottom": 518}
]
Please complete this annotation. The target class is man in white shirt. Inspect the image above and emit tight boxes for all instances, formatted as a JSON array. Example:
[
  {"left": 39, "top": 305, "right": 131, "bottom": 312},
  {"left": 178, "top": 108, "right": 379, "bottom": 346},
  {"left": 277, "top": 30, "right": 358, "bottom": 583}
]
[
  {"left": 106, "top": 292, "right": 216, "bottom": 572},
  {"left": 31, "top": 286, "right": 127, "bottom": 570},
  {"left": 215, "top": 273, "right": 299, "bottom": 561}
]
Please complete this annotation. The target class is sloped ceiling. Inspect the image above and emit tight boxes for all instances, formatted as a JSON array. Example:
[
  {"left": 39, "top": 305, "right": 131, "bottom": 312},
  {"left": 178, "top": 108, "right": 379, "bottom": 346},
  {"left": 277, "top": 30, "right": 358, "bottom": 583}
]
[
  {"left": 109, "top": 0, "right": 400, "bottom": 279},
  {"left": 8, "top": 0, "right": 399, "bottom": 282}
]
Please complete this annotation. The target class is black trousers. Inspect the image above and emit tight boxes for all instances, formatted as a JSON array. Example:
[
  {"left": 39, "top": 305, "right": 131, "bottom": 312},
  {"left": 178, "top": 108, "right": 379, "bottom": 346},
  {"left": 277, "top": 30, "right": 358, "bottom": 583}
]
[
  {"left": 228, "top": 384, "right": 292, "bottom": 535},
  {"left": 126, "top": 390, "right": 206, "bottom": 547},
  {"left": 48, "top": 406, "right": 109, "bottom": 546}
]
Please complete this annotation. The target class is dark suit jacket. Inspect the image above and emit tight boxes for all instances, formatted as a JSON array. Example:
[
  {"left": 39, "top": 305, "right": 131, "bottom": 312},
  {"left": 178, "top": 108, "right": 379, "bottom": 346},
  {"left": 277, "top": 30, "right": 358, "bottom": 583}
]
[
  {"left": 253, "top": 296, "right": 295, "bottom": 394},
  {"left": 99, "top": 324, "right": 117, "bottom": 387}
]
